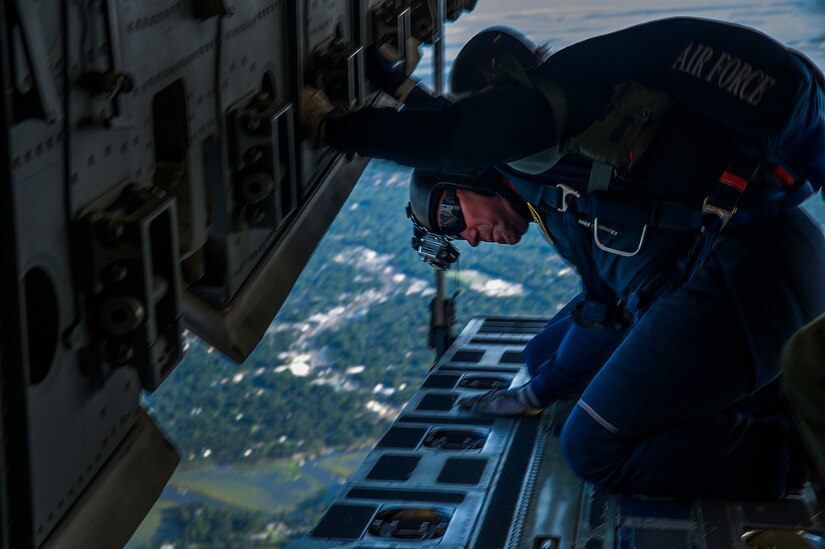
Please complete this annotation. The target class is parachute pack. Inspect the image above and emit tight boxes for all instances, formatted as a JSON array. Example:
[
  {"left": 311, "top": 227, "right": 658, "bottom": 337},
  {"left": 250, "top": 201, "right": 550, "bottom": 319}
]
[{"left": 525, "top": 17, "right": 825, "bottom": 195}]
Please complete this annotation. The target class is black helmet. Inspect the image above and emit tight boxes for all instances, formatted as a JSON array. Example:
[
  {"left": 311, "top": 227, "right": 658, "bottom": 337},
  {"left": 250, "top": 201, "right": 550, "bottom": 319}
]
[
  {"left": 408, "top": 168, "right": 503, "bottom": 235},
  {"left": 450, "top": 27, "right": 540, "bottom": 94}
]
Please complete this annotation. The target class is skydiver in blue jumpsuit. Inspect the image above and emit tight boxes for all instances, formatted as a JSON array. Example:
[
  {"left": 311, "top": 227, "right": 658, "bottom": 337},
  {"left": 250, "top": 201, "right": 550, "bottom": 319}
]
[{"left": 303, "top": 18, "right": 825, "bottom": 499}]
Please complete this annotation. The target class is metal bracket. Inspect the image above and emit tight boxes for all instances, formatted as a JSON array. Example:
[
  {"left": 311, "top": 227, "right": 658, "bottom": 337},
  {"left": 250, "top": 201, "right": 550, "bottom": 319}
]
[
  {"left": 409, "top": 0, "right": 440, "bottom": 44},
  {"left": 371, "top": 1, "right": 412, "bottom": 60},
  {"left": 228, "top": 92, "right": 298, "bottom": 230},
  {"left": 593, "top": 219, "right": 647, "bottom": 257},
  {"left": 83, "top": 187, "right": 183, "bottom": 391},
  {"left": 701, "top": 196, "right": 737, "bottom": 229},
  {"left": 313, "top": 37, "right": 365, "bottom": 108},
  {"left": 12, "top": 0, "right": 62, "bottom": 123},
  {"left": 555, "top": 184, "right": 580, "bottom": 213},
  {"left": 367, "top": 507, "right": 451, "bottom": 540}
]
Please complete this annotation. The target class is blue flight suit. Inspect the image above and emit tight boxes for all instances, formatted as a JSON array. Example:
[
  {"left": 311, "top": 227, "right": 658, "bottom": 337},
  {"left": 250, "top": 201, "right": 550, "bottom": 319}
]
[{"left": 325, "top": 17, "right": 825, "bottom": 498}]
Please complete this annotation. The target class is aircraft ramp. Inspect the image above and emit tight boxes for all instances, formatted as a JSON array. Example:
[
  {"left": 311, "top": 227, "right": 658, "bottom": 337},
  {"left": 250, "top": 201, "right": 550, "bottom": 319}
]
[{"left": 297, "top": 317, "right": 825, "bottom": 549}]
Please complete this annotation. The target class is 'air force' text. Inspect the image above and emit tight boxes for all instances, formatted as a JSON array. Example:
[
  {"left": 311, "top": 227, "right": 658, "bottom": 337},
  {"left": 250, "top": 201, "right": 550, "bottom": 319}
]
[{"left": 671, "top": 42, "right": 777, "bottom": 106}]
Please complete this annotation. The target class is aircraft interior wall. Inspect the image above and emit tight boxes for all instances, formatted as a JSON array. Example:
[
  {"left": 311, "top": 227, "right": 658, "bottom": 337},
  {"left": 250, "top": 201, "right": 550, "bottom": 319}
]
[{"left": 0, "top": 0, "right": 476, "bottom": 546}]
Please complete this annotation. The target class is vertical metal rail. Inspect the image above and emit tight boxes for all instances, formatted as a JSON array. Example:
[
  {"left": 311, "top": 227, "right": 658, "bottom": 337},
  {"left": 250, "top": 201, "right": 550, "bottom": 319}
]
[
  {"left": 434, "top": 0, "right": 445, "bottom": 93},
  {"left": 429, "top": 0, "right": 454, "bottom": 359},
  {"left": 0, "top": 4, "right": 12, "bottom": 546},
  {"left": 0, "top": 2, "right": 33, "bottom": 546}
]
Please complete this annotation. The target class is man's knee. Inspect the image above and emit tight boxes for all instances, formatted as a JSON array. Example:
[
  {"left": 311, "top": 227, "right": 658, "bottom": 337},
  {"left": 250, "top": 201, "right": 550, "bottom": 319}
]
[{"left": 559, "top": 402, "right": 626, "bottom": 485}]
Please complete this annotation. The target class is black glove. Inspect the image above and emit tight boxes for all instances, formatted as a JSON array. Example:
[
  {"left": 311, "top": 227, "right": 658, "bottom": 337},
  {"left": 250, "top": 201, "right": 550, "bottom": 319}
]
[
  {"left": 458, "top": 382, "right": 544, "bottom": 416},
  {"left": 366, "top": 39, "right": 422, "bottom": 100},
  {"left": 300, "top": 87, "right": 334, "bottom": 145}
]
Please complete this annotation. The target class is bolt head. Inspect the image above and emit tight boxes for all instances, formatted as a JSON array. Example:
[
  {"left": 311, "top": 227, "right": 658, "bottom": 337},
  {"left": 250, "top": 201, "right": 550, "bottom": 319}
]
[
  {"left": 95, "top": 217, "right": 124, "bottom": 243},
  {"left": 244, "top": 146, "right": 263, "bottom": 165},
  {"left": 246, "top": 206, "right": 265, "bottom": 225},
  {"left": 105, "top": 263, "right": 128, "bottom": 284},
  {"left": 105, "top": 340, "right": 135, "bottom": 364},
  {"left": 241, "top": 111, "right": 261, "bottom": 132}
]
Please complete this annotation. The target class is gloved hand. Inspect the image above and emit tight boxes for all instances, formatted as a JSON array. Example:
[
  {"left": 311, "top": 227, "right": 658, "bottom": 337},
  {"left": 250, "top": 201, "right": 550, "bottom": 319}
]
[
  {"left": 457, "top": 382, "right": 545, "bottom": 416},
  {"left": 300, "top": 87, "right": 334, "bottom": 145},
  {"left": 366, "top": 38, "right": 422, "bottom": 100}
]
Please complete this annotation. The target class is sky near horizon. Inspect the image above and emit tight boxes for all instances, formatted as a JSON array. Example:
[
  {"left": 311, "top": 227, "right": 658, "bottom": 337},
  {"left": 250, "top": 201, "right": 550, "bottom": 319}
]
[{"left": 410, "top": 0, "right": 825, "bottom": 93}]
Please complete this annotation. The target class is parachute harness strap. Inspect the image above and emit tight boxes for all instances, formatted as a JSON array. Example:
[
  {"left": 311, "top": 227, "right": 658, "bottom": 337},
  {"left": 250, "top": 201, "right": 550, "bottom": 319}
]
[
  {"left": 624, "top": 155, "right": 762, "bottom": 321},
  {"left": 680, "top": 155, "right": 761, "bottom": 284}
]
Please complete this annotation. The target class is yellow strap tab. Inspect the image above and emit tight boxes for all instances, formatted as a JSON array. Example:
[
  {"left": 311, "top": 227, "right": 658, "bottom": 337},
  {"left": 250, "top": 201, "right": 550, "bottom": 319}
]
[{"left": 527, "top": 202, "right": 555, "bottom": 245}]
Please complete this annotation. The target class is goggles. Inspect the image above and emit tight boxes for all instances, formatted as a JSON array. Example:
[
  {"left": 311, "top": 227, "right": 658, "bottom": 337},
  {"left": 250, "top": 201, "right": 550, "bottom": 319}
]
[{"left": 438, "top": 188, "right": 466, "bottom": 236}]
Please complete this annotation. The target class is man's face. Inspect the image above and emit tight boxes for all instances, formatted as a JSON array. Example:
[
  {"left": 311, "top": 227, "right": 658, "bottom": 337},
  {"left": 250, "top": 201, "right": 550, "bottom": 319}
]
[{"left": 441, "top": 189, "right": 529, "bottom": 247}]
